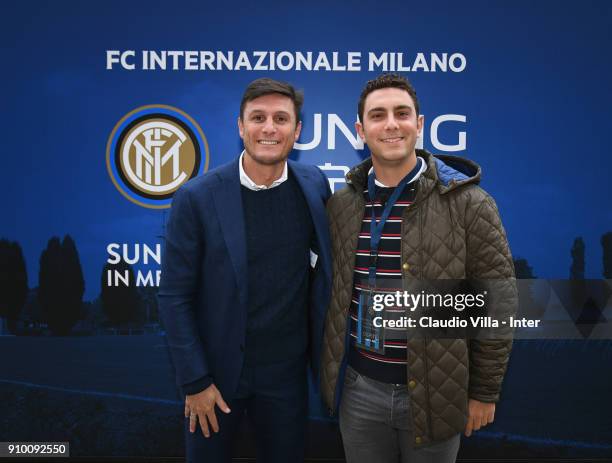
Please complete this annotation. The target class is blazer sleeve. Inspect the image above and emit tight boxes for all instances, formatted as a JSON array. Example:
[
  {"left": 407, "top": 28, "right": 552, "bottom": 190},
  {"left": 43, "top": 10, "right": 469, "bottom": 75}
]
[
  {"left": 158, "top": 185, "right": 212, "bottom": 394},
  {"left": 317, "top": 166, "right": 332, "bottom": 202}
]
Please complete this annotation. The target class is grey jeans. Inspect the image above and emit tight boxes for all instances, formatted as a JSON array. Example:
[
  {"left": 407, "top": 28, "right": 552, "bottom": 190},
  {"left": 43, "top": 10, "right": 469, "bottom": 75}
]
[{"left": 339, "top": 366, "right": 460, "bottom": 463}]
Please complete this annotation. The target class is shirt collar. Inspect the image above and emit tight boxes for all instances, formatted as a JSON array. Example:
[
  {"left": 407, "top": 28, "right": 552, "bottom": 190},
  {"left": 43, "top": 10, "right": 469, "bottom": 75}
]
[
  {"left": 239, "top": 150, "right": 288, "bottom": 191},
  {"left": 368, "top": 156, "right": 427, "bottom": 188}
]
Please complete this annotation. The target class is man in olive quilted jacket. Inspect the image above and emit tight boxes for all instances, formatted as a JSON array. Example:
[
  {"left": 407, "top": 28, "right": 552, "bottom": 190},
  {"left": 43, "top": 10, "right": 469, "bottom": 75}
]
[{"left": 320, "top": 73, "right": 517, "bottom": 463}]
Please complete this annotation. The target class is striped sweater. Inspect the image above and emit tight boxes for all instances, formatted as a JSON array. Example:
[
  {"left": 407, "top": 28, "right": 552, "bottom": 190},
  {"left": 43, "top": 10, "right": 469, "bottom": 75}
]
[{"left": 347, "top": 180, "right": 417, "bottom": 384}]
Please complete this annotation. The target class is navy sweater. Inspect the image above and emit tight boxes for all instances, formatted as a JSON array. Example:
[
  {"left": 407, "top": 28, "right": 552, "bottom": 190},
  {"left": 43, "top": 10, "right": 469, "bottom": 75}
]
[{"left": 241, "top": 172, "right": 314, "bottom": 365}]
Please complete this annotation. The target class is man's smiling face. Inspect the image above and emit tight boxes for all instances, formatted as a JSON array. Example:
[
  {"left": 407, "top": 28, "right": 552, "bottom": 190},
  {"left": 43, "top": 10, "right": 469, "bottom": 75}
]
[
  {"left": 356, "top": 87, "right": 423, "bottom": 166},
  {"left": 238, "top": 93, "right": 301, "bottom": 166}
]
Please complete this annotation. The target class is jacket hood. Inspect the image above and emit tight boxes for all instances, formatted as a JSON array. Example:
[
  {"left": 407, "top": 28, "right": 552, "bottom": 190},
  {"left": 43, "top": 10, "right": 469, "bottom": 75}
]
[{"left": 345, "top": 149, "right": 481, "bottom": 196}]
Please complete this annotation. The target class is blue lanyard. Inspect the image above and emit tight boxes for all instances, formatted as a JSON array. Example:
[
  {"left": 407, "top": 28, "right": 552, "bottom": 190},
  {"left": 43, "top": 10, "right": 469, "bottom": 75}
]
[{"left": 366, "top": 159, "right": 421, "bottom": 288}]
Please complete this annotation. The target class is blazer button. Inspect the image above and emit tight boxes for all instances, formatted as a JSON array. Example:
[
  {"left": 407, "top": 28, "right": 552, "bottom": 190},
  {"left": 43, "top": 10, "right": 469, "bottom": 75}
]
[
  {"left": 402, "top": 262, "right": 410, "bottom": 271},
  {"left": 408, "top": 380, "right": 416, "bottom": 389},
  {"left": 415, "top": 436, "right": 422, "bottom": 445}
]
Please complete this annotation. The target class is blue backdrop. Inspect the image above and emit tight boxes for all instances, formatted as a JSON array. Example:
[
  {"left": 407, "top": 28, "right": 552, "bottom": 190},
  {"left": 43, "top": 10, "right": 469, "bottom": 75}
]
[{"left": 1, "top": 0, "right": 611, "bottom": 459}]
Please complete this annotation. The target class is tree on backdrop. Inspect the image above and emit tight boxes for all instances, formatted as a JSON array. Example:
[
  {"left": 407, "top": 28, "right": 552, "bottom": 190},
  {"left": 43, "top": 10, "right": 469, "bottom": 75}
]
[
  {"left": 100, "top": 261, "right": 142, "bottom": 326},
  {"left": 140, "top": 286, "right": 159, "bottom": 324},
  {"left": 570, "top": 237, "right": 585, "bottom": 280},
  {"left": 38, "top": 235, "right": 85, "bottom": 335},
  {"left": 602, "top": 232, "right": 612, "bottom": 279},
  {"left": 513, "top": 257, "right": 541, "bottom": 320},
  {"left": 513, "top": 258, "right": 536, "bottom": 279},
  {"left": 0, "top": 239, "right": 28, "bottom": 334}
]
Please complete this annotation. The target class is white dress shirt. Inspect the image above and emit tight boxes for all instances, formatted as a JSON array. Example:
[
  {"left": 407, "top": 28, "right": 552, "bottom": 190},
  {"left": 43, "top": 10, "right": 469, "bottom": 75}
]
[{"left": 238, "top": 150, "right": 288, "bottom": 191}]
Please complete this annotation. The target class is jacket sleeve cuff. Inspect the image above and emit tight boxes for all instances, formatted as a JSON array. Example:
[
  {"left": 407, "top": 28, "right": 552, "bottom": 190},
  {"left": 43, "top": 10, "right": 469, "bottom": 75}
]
[
  {"left": 181, "top": 375, "right": 214, "bottom": 396},
  {"left": 468, "top": 391, "right": 500, "bottom": 403}
]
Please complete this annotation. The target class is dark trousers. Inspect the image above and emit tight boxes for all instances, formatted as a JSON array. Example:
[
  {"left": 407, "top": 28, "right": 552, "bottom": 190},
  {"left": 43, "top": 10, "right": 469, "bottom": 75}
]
[{"left": 185, "top": 354, "right": 307, "bottom": 463}]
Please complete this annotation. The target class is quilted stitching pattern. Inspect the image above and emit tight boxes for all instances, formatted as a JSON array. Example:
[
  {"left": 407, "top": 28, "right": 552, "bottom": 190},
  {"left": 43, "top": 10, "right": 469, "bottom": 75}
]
[{"left": 320, "top": 151, "right": 518, "bottom": 447}]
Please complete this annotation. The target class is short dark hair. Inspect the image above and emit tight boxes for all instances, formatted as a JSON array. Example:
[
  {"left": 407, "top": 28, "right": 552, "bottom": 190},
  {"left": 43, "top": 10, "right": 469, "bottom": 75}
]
[
  {"left": 358, "top": 73, "right": 420, "bottom": 123},
  {"left": 239, "top": 78, "right": 304, "bottom": 124}
]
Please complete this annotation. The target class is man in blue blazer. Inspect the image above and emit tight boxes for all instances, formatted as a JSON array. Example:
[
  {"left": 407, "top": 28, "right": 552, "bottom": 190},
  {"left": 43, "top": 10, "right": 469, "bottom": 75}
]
[{"left": 158, "top": 78, "right": 331, "bottom": 463}]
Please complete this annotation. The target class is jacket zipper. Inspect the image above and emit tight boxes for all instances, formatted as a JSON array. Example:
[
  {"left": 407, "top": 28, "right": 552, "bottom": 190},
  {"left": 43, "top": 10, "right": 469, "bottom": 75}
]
[{"left": 402, "top": 189, "right": 434, "bottom": 443}]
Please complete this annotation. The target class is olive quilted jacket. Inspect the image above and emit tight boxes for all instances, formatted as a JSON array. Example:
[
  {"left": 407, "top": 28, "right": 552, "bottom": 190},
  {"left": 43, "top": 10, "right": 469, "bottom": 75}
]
[{"left": 320, "top": 150, "right": 518, "bottom": 447}]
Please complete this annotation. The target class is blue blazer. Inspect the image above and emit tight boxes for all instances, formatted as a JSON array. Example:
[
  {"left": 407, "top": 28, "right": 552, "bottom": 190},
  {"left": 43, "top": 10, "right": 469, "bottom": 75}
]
[{"left": 158, "top": 157, "right": 332, "bottom": 399}]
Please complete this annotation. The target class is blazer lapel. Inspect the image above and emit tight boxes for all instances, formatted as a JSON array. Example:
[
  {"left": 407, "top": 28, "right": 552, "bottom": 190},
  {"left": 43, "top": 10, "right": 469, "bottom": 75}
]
[
  {"left": 211, "top": 159, "right": 248, "bottom": 306},
  {"left": 289, "top": 161, "right": 332, "bottom": 281}
]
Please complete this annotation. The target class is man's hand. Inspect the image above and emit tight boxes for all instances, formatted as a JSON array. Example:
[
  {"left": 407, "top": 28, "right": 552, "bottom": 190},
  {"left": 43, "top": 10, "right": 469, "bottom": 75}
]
[
  {"left": 184, "top": 384, "right": 231, "bottom": 438},
  {"left": 464, "top": 399, "right": 495, "bottom": 437}
]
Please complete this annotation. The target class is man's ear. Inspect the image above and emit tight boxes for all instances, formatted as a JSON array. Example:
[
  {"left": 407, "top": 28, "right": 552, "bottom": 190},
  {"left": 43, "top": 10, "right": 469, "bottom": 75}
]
[
  {"left": 294, "top": 120, "right": 302, "bottom": 141},
  {"left": 238, "top": 117, "right": 244, "bottom": 139},
  {"left": 417, "top": 114, "right": 424, "bottom": 136},
  {"left": 355, "top": 120, "right": 366, "bottom": 142}
]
